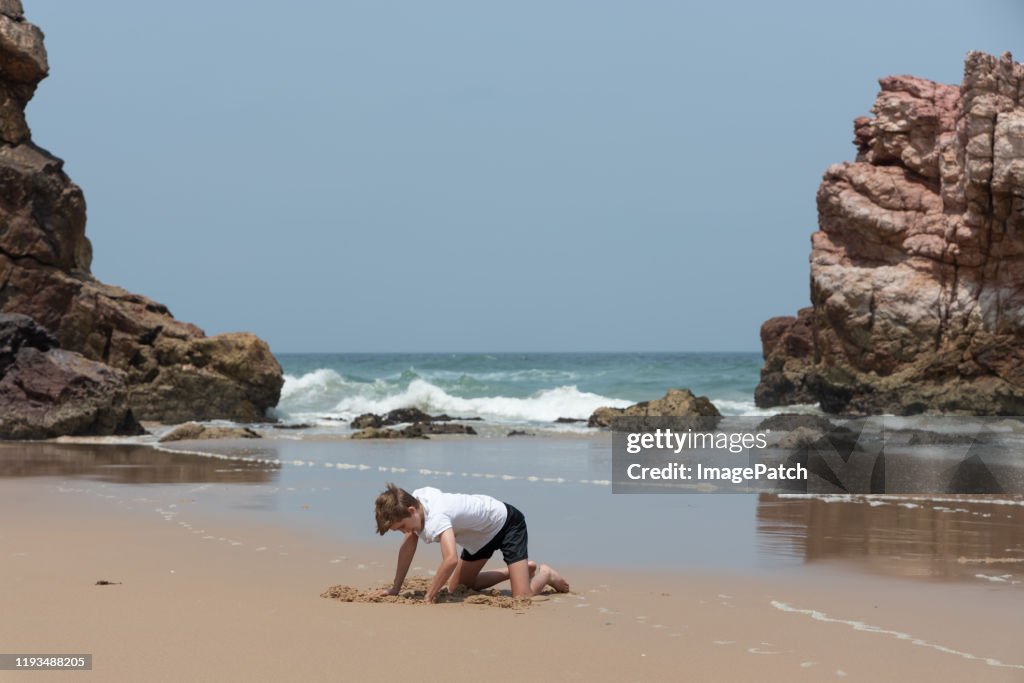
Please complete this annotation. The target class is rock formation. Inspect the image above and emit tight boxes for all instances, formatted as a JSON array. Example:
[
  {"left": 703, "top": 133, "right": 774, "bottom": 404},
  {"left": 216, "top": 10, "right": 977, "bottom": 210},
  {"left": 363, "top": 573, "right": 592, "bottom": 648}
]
[
  {"left": 0, "top": 3, "right": 283, "bottom": 425},
  {"left": 351, "top": 421, "right": 478, "bottom": 439},
  {"left": 0, "top": 313, "right": 143, "bottom": 438},
  {"left": 588, "top": 388, "right": 721, "bottom": 428},
  {"left": 757, "top": 51, "right": 1024, "bottom": 415},
  {"left": 158, "top": 423, "right": 262, "bottom": 443},
  {"left": 351, "top": 409, "right": 481, "bottom": 430}
]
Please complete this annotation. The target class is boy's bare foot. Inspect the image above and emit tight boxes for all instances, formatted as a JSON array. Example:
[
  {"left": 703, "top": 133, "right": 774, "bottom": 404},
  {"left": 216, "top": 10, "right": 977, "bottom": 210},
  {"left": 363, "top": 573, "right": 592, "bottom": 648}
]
[{"left": 542, "top": 564, "right": 570, "bottom": 593}]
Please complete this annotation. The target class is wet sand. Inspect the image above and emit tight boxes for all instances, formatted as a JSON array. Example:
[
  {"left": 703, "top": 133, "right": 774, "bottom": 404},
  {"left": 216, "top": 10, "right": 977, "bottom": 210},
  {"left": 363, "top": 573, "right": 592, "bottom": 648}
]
[{"left": 1, "top": 443, "right": 1023, "bottom": 681}]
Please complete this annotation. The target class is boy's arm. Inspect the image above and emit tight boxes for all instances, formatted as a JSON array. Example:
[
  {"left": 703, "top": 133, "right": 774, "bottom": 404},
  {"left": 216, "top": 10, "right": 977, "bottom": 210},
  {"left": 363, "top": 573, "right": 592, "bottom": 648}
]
[
  {"left": 424, "top": 528, "right": 458, "bottom": 604},
  {"left": 385, "top": 531, "right": 418, "bottom": 595}
]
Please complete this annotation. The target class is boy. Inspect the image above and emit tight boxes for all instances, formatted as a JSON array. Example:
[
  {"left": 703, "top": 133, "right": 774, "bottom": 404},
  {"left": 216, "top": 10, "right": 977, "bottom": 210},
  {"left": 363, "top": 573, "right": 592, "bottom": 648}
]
[{"left": 374, "top": 483, "right": 569, "bottom": 603}]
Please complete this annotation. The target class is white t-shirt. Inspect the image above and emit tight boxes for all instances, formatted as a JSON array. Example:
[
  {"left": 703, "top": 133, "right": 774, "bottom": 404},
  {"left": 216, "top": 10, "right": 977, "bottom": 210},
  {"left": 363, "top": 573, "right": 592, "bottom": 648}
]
[{"left": 413, "top": 487, "right": 507, "bottom": 554}]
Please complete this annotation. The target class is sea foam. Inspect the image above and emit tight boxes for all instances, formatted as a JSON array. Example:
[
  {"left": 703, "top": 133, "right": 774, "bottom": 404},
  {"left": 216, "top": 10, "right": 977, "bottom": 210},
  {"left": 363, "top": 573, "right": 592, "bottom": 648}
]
[{"left": 276, "top": 371, "right": 631, "bottom": 423}]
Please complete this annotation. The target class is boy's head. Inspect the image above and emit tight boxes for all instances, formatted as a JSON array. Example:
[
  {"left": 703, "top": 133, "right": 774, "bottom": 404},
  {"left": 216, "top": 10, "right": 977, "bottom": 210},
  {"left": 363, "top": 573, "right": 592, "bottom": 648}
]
[{"left": 374, "top": 483, "right": 421, "bottom": 535}]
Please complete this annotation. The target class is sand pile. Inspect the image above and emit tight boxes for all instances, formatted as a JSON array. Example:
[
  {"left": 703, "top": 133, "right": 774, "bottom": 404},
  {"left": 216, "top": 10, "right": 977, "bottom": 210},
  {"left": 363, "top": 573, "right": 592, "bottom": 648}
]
[{"left": 320, "top": 577, "right": 533, "bottom": 609}]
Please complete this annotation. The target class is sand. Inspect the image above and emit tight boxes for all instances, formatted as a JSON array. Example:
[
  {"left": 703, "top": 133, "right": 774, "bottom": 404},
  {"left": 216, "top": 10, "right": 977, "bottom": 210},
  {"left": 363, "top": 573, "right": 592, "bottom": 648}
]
[
  {"left": 2, "top": 448, "right": 1023, "bottom": 682},
  {"left": 320, "top": 578, "right": 536, "bottom": 609}
]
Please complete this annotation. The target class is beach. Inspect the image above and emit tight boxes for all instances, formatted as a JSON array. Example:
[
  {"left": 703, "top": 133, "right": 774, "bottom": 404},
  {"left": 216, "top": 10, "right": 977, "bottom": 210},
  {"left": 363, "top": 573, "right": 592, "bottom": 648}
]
[
  {"left": 2, "top": 439, "right": 1022, "bottom": 682},
  {"left": 5, "top": 0, "right": 1024, "bottom": 680}
]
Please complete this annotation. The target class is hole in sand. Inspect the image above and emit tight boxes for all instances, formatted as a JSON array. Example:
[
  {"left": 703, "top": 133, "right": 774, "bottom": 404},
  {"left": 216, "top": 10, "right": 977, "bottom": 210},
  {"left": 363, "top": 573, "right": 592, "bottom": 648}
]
[{"left": 320, "top": 577, "right": 540, "bottom": 609}]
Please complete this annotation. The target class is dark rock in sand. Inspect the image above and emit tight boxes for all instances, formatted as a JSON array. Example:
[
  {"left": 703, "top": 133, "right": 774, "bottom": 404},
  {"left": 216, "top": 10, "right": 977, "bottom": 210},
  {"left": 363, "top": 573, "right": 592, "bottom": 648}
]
[
  {"left": 351, "top": 413, "right": 384, "bottom": 429},
  {"left": 0, "top": 8, "right": 284, "bottom": 426},
  {"left": 383, "top": 407, "right": 434, "bottom": 425},
  {"left": 588, "top": 389, "right": 721, "bottom": 429},
  {"left": 351, "top": 426, "right": 428, "bottom": 440},
  {"left": 412, "top": 422, "right": 477, "bottom": 435},
  {"left": 350, "top": 420, "right": 477, "bottom": 439},
  {"left": 158, "top": 423, "right": 262, "bottom": 443},
  {"left": 354, "top": 409, "right": 483, "bottom": 429},
  {"left": 353, "top": 410, "right": 431, "bottom": 428},
  {"left": 507, "top": 430, "right": 533, "bottom": 437},
  {"left": 0, "top": 345, "right": 144, "bottom": 439}
]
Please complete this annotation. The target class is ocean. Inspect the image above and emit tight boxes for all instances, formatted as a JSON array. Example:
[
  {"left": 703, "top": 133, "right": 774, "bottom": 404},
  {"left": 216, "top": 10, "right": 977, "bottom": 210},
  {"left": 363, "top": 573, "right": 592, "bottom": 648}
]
[{"left": 272, "top": 352, "right": 778, "bottom": 432}]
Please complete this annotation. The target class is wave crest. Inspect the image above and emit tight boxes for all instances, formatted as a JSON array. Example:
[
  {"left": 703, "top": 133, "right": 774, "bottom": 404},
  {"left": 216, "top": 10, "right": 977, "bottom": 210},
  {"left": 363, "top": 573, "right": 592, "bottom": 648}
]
[{"left": 277, "top": 371, "right": 631, "bottom": 423}]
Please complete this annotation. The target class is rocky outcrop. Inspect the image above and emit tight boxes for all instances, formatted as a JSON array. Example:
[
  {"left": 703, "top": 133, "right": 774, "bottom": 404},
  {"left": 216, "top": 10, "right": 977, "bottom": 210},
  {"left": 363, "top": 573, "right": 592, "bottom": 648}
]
[
  {"left": 757, "top": 52, "right": 1024, "bottom": 415},
  {"left": 351, "top": 413, "right": 384, "bottom": 430},
  {"left": 0, "top": 313, "right": 143, "bottom": 438},
  {"left": 351, "top": 421, "right": 478, "bottom": 439},
  {"left": 351, "top": 426, "right": 427, "bottom": 440},
  {"left": 158, "top": 423, "right": 262, "bottom": 443},
  {"left": 0, "top": 310, "right": 54, "bottom": 367},
  {"left": 588, "top": 389, "right": 721, "bottom": 428},
  {"left": 754, "top": 309, "right": 817, "bottom": 408},
  {"left": 0, "top": 5, "right": 283, "bottom": 424},
  {"left": 414, "top": 422, "right": 477, "bottom": 435},
  {"left": 351, "top": 409, "right": 481, "bottom": 430}
]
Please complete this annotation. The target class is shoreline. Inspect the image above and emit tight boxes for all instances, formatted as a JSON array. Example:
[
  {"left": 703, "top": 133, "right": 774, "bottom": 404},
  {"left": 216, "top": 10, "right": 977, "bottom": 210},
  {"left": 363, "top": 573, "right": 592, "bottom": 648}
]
[{"left": 7, "top": 438, "right": 1024, "bottom": 580}]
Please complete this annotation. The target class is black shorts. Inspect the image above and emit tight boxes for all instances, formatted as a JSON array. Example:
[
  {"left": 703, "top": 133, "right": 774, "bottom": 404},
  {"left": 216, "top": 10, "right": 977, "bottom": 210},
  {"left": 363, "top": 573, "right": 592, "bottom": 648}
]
[{"left": 460, "top": 503, "right": 529, "bottom": 565}]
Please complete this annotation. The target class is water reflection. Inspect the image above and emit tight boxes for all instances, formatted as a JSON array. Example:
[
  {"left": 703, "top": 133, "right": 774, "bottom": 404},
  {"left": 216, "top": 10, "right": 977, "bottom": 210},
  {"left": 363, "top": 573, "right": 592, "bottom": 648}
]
[
  {"left": 0, "top": 442, "right": 278, "bottom": 485},
  {"left": 757, "top": 493, "right": 1024, "bottom": 582}
]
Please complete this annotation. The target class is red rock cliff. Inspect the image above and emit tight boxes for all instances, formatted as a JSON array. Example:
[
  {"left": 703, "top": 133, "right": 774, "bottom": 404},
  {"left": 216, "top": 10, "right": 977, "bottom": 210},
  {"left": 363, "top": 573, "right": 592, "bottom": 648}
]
[
  {"left": 0, "top": 3, "right": 282, "bottom": 423},
  {"left": 757, "top": 51, "right": 1024, "bottom": 415}
]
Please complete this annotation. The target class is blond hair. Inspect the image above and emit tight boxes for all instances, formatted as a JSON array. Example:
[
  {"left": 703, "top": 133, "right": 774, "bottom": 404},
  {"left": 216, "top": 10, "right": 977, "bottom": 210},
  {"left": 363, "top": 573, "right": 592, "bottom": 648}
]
[{"left": 374, "top": 483, "right": 419, "bottom": 535}]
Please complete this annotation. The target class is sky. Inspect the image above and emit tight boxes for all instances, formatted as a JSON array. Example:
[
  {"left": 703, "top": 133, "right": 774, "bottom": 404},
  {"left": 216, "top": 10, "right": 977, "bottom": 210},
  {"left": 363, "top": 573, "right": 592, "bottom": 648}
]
[{"left": 23, "top": 1, "right": 1024, "bottom": 353}]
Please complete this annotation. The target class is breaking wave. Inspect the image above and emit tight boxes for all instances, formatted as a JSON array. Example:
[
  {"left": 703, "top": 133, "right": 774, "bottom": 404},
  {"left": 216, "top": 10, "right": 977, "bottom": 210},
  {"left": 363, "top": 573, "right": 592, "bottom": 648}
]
[{"left": 275, "top": 372, "right": 632, "bottom": 424}]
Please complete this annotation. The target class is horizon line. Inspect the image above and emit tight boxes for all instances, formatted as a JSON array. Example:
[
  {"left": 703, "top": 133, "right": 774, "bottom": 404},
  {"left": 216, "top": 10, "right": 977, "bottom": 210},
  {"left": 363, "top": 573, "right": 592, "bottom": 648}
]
[{"left": 271, "top": 349, "right": 764, "bottom": 355}]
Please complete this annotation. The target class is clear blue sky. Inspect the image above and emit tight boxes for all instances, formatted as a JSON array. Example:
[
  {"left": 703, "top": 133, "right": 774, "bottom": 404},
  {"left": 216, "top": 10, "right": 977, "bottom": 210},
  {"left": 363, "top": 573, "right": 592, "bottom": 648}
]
[{"left": 24, "top": 1, "right": 1024, "bottom": 353}]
